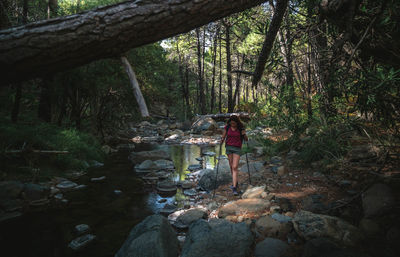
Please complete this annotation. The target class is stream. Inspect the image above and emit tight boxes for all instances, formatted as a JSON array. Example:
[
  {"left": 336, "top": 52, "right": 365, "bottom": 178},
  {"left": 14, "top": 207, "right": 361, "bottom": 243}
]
[{"left": 0, "top": 143, "right": 225, "bottom": 257}]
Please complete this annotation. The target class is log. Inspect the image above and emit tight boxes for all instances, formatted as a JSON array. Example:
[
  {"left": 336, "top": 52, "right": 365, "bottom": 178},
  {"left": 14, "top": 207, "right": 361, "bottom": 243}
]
[
  {"left": 195, "top": 112, "right": 251, "bottom": 122},
  {"left": 0, "top": 0, "right": 267, "bottom": 84}
]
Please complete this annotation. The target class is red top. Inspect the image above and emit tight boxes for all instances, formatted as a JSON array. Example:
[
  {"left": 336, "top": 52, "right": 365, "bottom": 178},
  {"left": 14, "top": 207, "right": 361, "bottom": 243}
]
[{"left": 225, "top": 125, "right": 242, "bottom": 148}]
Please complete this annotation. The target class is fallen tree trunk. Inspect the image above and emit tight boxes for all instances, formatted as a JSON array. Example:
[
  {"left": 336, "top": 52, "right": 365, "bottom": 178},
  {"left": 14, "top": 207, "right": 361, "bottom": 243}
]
[
  {"left": 0, "top": 0, "right": 266, "bottom": 84},
  {"left": 195, "top": 112, "right": 251, "bottom": 122}
]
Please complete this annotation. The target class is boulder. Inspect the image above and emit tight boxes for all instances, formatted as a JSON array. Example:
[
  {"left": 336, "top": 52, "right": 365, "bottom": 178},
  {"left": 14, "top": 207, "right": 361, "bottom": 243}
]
[
  {"left": 22, "top": 183, "right": 50, "bottom": 202},
  {"left": 198, "top": 167, "right": 231, "bottom": 191},
  {"left": 129, "top": 149, "right": 171, "bottom": 163},
  {"left": 115, "top": 215, "right": 179, "bottom": 257},
  {"left": 191, "top": 117, "right": 218, "bottom": 134},
  {"left": 358, "top": 218, "right": 381, "bottom": 237},
  {"left": 156, "top": 180, "right": 177, "bottom": 193},
  {"left": 154, "top": 159, "right": 175, "bottom": 170},
  {"left": 362, "top": 183, "right": 395, "bottom": 217},
  {"left": 174, "top": 209, "right": 208, "bottom": 229},
  {"left": 0, "top": 181, "right": 24, "bottom": 200},
  {"left": 293, "top": 211, "right": 364, "bottom": 246},
  {"left": 255, "top": 238, "right": 289, "bottom": 257},
  {"left": 159, "top": 204, "right": 177, "bottom": 216},
  {"left": 218, "top": 199, "right": 270, "bottom": 218},
  {"left": 242, "top": 185, "right": 266, "bottom": 199},
  {"left": 255, "top": 215, "right": 292, "bottom": 238},
  {"left": 240, "top": 161, "right": 264, "bottom": 173},
  {"left": 302, "top": 238, "right": 370, "bottom": 257},
  {"left": 68, "top": 234, "right": 96, "bottom": 250},
  {"left": 181, "top": 219, "right": 253, "bottom": 257},
  {"left": 187, "top": 164, "right": 202, "bottom": 171}
]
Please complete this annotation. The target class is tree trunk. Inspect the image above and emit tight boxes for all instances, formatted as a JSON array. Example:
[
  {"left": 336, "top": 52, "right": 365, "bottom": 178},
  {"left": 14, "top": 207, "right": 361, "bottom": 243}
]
[
  {"left": 196, "top": 28, "right": 205, "bottom": 114},
  {"left": 0, "top": 0, "right": 267, "bottom": 84},
  {"left": 120, "top": 56, "right": 149, "bottom": 117},
  {"left": 218, "top": 29, "right": 223, "bottom": 113},
  {"left": 224, "top": 21, "right": 233, "bottom": 113},
  {"left": 0, "top": 0, "right": 10, "bottom": 29},
  {"left": 11, "top": 83, "right": 22, "bottom": 123},
  {"left": 252, "top": 0, "right": 288, "bottom": 88},
  {"left": 184, "top": 64, "right": 191, "bottom": 116},
  {"left": 210, "top": 26, "right": 219, "bottom": 113}
]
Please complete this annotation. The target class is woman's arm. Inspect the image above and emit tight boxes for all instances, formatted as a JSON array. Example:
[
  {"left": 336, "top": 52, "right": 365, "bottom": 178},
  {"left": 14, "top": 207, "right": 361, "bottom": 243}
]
[
  {"left": 242, "top": 129, "right": 248, "bottom": 141},
  {"left": 221, "top": 129, "right": 227, "bottom": 145}
]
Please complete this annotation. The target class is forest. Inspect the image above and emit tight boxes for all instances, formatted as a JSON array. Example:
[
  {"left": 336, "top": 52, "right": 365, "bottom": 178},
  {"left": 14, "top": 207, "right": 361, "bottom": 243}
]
[{"left": 0, "top": 0, "right": 399, "bottom": 257}]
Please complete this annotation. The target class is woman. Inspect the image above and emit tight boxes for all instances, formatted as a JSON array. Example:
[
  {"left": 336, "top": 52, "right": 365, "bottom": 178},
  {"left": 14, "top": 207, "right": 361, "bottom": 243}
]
[{"left": 220, "top": 115, "right": 248, "bottom": 195}]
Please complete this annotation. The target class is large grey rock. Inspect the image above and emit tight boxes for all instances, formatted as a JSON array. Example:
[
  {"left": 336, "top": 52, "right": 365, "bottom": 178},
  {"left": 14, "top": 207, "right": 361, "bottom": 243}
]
[
  {"left": 22, "top": 183, "right": 50, "bottom": 201},
  {"left": 255, "top": 215, "right": 292, "bottom": 238},
  {"left": 157, "top": 180, "right": 177, "bottom": 193},
  {"left": 69, "top": 234, "right": 96, "bottom": 250},
  {"left": 255, "top": 238, "right": 289, "bottom": 257},
  {"left": 302, "top": 238, "right": 370, "bottom": 257},
  {"left": 174, "top": 209, "right": 208, "bottom": 229},
  {"left": 198, "top": 166, "right": 231, "bottom": 191},
  {"left": 362, "top": 183, "right": 395, "bottom": 217},
  {"left": 56, "top": 180, "right": 78, "bottom": 191},
  {"left": 0, "top": 181, "right": 24, "bottom": 200},
  {"left": 240, "top": 161, "right": 264, "bottom": 173},
  {"left": 181, "top": 219, "right": 253, "bottom": 257},
  {"left": 293, "top": 211, "right": 364, "bottom": 246},
  {"left": 154, "top": 159, "right": 175, "bottom": 170},
  {"left": 191, "top": 117, "right": 218, "bottom": 134},
  {"left": 242, "top": 185, "right": 266, "bottom": 199},
  {"left": 218, "top": 199, "right": 270, "bottom": 218},
  {"left": 129, "top": 149, "right": 171, "bottom": 163},
  {"left": 115, "top": 215, "right": 179, "bottom": 257}
]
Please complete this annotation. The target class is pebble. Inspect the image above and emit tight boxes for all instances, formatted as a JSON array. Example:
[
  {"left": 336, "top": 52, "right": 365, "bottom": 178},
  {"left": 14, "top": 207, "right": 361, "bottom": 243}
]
[
  {"left": 75, "top": 224, "right": 90, "bottom": 235},
  {"left": 68, "top": 234, "right": 96, "bottom": 250},
  {"left": 90, "top": 176, "right": 106, "bottom": 182}
]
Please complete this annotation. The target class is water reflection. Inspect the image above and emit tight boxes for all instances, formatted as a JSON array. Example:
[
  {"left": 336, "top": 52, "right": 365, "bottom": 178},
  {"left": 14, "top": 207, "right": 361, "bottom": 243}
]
[{"left": 142, "top": 143, "right": 226, "bottom": 213}]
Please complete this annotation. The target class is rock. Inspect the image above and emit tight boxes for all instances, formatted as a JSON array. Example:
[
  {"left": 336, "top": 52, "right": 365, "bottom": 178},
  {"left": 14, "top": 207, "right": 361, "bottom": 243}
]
[
  {"left": 253, "top": 146, "right": 264, "bottom": 157},
  {"left": 101, "top": 145, "right": 116, "bottom": 154},
  {"left": 181, "top": 219, "right": 253, "bottom": 257},
  {"left": 271, "top": 213, "right": 292, "bottom": 223},
  {"left": 302, "top": 194, "right": 328, "bottom": 213},
  {"left": 286, "top": 150, "right": 299, "bottom": 160},
  {"left": 184, "top": 189, "right": 197, "bottom": 197},
  {"left": 135, "top": 160, "right": 159, "bottom": 171},
  {"left": 114, "top": 190, "right": 122, "bottom": 196},
  {"left": 154, "top": 159, "right": 175, "bottom": 170},
  {"left": 0, "top": 181, "right": 24, "bottom": 200},
  {"left": 240, "top": 161, "right": 264, "bottom": 173},
  {"left": 254, "top": 238, "right": 289, "bottom": 257},
  {"left": 182, "top": 181, "right": 194, "bottom": 189},
  {"left": 56, "top": 181, "right": 78, "bottom": 191},
  {"left": 88, "top": 160, "right": 104, "bottom": 167},
  {"left": 188, "top": 164, "right": 202, "bottom": 171},
  {"left": 242, "top": 185, "right": 266, "bottom": 199},
  {"left": 218, "top": 199, "right": 270, "bottom": 218},
  {"left": 0, "top": 211, "right": 22, "bottom": 223},
  {"left": 198, "top": 167, "right": 231, "bottom": 191},
  {"left": 203, "top": 151, "right": 216, "bottom": 157},
  {"left": 158, "top": 198, "right": 167, "bottom": 203},
  {"left": 129, "top": 149, "right": 171, "bottom": 163},
  {"left": 115, "top": 215, "right": 179, "bottom": 257},
  {"left": 174, "top": 209, "right": 208, "bottom": 229},
  {"left": 362, "top": 183, "right": 395, "bottom": 217},
  {"left": 75, "top": 224, "right": 90, "bottom": 235},
  {"left": 191, "top": 117, "right": 219, "bottom": 134},
  {"left": 302, "top": 238, "right": 370, "bottom": 257},
  {"left": 90, "top": 176, "right": 106, "bottom": 182},
  {"left": 159, "top": 204, "right": 177, "bottom": 216},
  {"left": 22, "top": 183, "right": 49, "bottom": 202},
  {"left": 74, "top": 185, "right": 87, "bottom": 190},
  {"left": 165, "top": 134, "right": 180, "bottom": 141},
  {"left": 54, "top": 193, "right": 63, "bottom": 200},
  {"left": 275, "top": 197, "right": 293, "bottom": 212},
  {"left": 255, "top": 215, "right": 292, "bottom": 238},
  {"left": 68, "top": 234, "right": 96, "bottom": 250},
  {"left": 157, "top": 180, "right": 177, "bottom": 193},
  {"left": 339, "top": 180, "right": 352, "bottom": 187},
  {"left": 359, "top": 218, "right": 381, "bottom": 237},
  {"left": 302, "top": 238, "right": 341, "bottom": 257},
  {"left": 277, "top": 166, "right": 287, "bottom": 176},
  {"left": 195, "top": 157, "right": 203, "bottom": 162},
  {"left": 116, "top": 144, "right": 136, "bottom": 152},
  {"left": 270, "top": 156, "right": 282, "bottom": 164},
  {"left": 292, "top": 210, "right": 364, "bottom": 246}
]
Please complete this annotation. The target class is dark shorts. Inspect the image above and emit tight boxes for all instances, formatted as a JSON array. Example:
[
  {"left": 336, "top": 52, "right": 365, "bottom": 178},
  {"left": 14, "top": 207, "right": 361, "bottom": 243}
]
[{"left": 226, "top": 145, "right": 242, "bottom": 156}]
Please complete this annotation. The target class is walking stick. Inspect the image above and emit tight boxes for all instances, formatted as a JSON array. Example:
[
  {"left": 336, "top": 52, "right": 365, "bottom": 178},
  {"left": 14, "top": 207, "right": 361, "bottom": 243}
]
[
  {"left": 245, "top": 142, "right": 251, "bottom": 185},
  {"left": 212, "top": 143, "right": 222, "bottom": 199}
]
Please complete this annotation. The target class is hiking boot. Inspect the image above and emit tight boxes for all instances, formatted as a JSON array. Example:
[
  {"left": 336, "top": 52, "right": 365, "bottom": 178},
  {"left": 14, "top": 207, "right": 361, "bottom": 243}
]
[
  {"left": 232, "top": 187, "right": 239, "bottom": 196},
  {"left": 230, "top": 184, "right": 239, "bottom": 190}
]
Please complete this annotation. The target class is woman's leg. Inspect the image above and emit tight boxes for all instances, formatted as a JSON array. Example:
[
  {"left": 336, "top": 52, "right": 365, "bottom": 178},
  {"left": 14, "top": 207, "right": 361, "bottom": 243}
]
[
  {"left": 227, "top": 153, "right": 233, "bottom": 175},
  {"left": 232, "top": 153, "right": 241, "bottom": 188}
]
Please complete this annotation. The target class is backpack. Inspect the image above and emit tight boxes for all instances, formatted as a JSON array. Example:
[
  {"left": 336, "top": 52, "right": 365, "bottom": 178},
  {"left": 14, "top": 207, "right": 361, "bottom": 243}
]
[{"left": 226, "top": 124, "right": 244, "bottom": 142}]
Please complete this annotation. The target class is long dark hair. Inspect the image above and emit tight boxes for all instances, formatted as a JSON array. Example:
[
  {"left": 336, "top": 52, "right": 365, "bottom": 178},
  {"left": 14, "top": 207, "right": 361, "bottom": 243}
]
[{"left": 227, "top": 115, "right": 244, "bottom": 130}]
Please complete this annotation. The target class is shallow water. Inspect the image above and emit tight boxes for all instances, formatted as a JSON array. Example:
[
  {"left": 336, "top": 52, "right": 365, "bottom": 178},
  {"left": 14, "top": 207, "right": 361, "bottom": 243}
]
[{"left": 0, "top": 143, "right": 225, "bottom": 257}]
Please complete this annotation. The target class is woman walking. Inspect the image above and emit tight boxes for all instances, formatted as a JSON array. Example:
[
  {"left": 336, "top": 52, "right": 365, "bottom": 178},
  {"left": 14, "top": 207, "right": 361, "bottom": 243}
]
[{"left": 220, "top": 115, "right": 248, "bottom": 195}]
